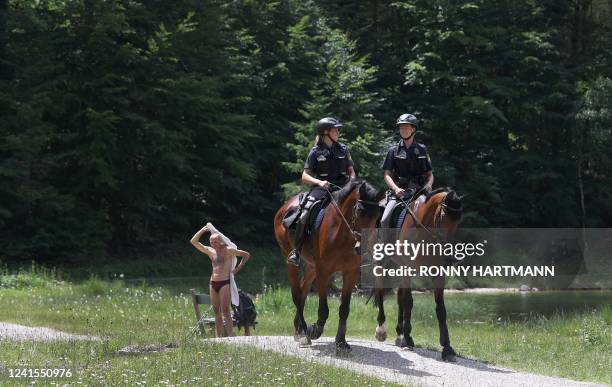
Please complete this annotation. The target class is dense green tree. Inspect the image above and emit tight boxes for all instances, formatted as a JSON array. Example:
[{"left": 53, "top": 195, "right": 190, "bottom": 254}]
[
  {"left": 575, "top": 77, "right": 612, "bottom": 227},
  {"left": 283, "top": 19, "right": 385, "bottom": 196},
  {"left": 1, "top": 0, "right": 611, "bottom": 261}
]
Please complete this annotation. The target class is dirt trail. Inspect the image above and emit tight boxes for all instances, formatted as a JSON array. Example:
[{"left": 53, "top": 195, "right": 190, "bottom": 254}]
[
  {"left": 215, "top": 336, "right": 602, "bottom": 387},
  {"left": 0, "top": 322, "right": 98, "bottom": 342}
]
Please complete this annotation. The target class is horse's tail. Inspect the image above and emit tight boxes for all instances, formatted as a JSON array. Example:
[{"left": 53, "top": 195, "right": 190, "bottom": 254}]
[
  {"left": 367, "top": 288, "right": 389, "bottom": 307},
  {"left": 365, "top": 289, "right": 375, "bottom": 305}
]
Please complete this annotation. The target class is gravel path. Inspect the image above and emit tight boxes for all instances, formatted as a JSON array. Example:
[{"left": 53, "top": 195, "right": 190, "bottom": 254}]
[
  {"left": 214, "top": 336, "right": 602, "bottom": 387},
  {"left": 0, "top": 322, "right": 98, "bottom": 342}
]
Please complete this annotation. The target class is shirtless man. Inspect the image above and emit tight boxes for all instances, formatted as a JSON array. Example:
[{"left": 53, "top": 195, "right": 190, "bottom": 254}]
[{"left": 190, "top": 224, "right": 251, "bottom": 337}]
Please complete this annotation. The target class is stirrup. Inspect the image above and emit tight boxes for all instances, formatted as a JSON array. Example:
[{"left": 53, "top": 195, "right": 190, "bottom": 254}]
[{"left": 286, "top": 249, "right": 300, "bottom": 266}]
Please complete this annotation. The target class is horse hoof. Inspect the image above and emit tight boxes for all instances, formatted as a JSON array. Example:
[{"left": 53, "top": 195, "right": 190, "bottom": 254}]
[
  {"left": 406, "top": 336, "right": 415, "bottom": 348},
  {"left": 298, "top": 335, "right": 311, "bottom": 347},
  {"left": 395, "top": 335, "right": 414, "bottom": 349},
  {"left": 442, "top": 346, "right": 457, "bottom": 361},
  {"left": 395, "top": 334, "right": 405, "bottom": 347},
  {"left": 375, "top": 325, "right": 387, "bottom": 342},
  {"left": 307, "top": 324, "right": 322, "bottom": 340},
  {"left": 336, "top": 340, "right": 351, "bottom": 354}
]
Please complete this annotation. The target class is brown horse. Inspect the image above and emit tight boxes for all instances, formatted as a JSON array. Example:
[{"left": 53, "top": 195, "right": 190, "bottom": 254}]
[
  {"left": 372, "top": 188, "right": 464, "bottom": 361},
  {"left": 274, "top": 179, "right": 384, "bottom": 351}
]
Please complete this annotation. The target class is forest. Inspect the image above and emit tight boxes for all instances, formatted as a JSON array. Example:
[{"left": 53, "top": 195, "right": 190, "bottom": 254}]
[{"left": 1, "top": 0, "right": 611, "bottom": 262}]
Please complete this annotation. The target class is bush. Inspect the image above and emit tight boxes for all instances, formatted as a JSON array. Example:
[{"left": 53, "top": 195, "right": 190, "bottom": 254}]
[{"left": 0, "top": 261, "right": 63, "bottom": 289}]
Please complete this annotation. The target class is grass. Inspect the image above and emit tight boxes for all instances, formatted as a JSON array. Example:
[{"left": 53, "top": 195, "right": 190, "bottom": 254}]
[
  {"left": 0, "top": 270, "right": 396, "bottom": 386},
  {"left": 0, "top": 265, "right": 610, "bottom": 385},
  {"left": 9, "top": 243, "right": 291, "bottom": 294}
]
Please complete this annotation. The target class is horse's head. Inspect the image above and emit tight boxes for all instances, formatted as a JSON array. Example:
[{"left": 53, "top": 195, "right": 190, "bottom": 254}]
[
  {"left": 355, "top": 180, "right": 386, "bottom": 229},
  {"left": 332, "top": 178, "right": 384, "bottom": 232},
  {"left": 430, "top": 188, "right": 464, "bottom": 238},
  {"left": 338, "top": 179, "right": 384, "bottom": 231},
  {"left": 442, "top": 190, "right": 463, "bottom": 220}
]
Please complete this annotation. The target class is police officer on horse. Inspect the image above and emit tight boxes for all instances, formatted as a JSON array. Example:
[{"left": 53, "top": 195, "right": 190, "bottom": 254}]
[
  {"left": 286, "top": 117, "right": 356, "bottom": 266},
  {"left": 380, "top": 113, "right": 434, "bottom": 228}
]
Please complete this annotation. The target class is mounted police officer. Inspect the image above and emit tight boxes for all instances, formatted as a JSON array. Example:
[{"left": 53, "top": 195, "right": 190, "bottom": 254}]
[
  {"left": 286, "top": 117, "right": 356, "bottom": 266},
  {"left": 380, "top": 113, "right": 434, "bottom": 228}
]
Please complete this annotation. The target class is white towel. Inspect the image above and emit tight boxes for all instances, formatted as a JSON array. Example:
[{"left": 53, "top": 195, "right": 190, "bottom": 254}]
[{"left": 205, "top": 222, "right": 240, "bottom": 307}]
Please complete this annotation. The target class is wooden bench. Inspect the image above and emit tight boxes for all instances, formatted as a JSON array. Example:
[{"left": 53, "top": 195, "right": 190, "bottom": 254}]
[{"left": 190, "top": 289, "right": 253, "bottom": 336}]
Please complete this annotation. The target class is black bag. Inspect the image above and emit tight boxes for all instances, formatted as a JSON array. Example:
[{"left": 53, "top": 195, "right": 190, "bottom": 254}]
[{"left": 232, "top": 290, "right": 257, "bottom": 329}]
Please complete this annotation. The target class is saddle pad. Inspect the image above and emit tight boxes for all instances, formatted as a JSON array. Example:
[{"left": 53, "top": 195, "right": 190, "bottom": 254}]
[
  {"left": 313, "top": 207, "right": 325, "bottom": 231},
  {"left": 392, "top": 195, "right": 425, "bottom": 229},
  {"left": 395, "top": 208, "right": 407, "bottom": 229}
]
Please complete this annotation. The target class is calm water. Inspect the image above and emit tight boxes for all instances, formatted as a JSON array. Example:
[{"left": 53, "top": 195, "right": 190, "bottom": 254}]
[
  {"left": 463, "top": 290, "right": 611, "bottom": 320},
  {"left": 127, "top": 275, "right": 610, "bottom": 320}
]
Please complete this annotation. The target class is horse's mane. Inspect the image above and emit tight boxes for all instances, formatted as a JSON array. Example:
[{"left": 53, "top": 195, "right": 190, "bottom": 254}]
[
  {"left": 425, "top": 186, "right": 450, "bottom": 201},
  {"left": 425, "top": 186, "right": 463, "bottom": 220},
  {"left": 332, "top": 178, "right": 363, "bottom": 202}
]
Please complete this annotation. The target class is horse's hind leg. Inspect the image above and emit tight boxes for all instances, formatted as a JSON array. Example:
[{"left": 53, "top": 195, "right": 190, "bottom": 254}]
[
  {"left": 287, "top": 264, "right": 302, "bottom": 339},
  {"left": 434, "top": 285, "right": 456, "bottom": 361},
  {"left": 335, "top": 269, "right": 359, "bottom": 352},
  {"left": 295, "top": 264, "right": 316, "bottom": 345},
  {"left": 287, "top": 262, "right": 309, "bottom": 345},
  {"left": 374, "top": 288, "right": 387, "bottom": 342}
]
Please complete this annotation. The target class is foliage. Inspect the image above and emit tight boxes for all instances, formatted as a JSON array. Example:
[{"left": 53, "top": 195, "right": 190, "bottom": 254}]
[{"left": 1, "top": 0, "right": 611, "bottom": 260}]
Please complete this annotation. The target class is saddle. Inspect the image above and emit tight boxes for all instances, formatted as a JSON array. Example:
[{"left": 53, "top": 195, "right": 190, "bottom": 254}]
[
  {"left": 281, "top": 193, "right": 306, "bottom": 229},
  {"left": 281, "top": 193, "right": 328, "bottom": 233}
]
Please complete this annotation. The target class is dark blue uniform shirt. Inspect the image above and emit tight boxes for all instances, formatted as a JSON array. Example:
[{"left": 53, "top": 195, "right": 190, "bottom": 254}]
[
  {"left": 382, "top": 140, "right": 432, "bottom": 187},
  {"left": 304, "top": 141, "right": 353, "bottom": 186}
]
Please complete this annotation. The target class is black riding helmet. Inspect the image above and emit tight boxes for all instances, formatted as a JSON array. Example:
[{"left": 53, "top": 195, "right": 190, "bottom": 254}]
[
  {"left": 396, "top": 113, "right": 418, "bottom": 127},
  {"left": 316, "top": 117, "right": 343, "bottom": 136}
]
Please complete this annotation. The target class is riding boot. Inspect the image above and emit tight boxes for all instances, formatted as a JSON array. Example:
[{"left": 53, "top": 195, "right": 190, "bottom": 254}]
[{"left": 287, "top": 201, "right": 313, "bottom": 266}]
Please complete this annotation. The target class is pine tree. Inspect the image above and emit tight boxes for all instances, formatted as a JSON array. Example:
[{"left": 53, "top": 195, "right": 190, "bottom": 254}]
[{"left": 284, "top": 19, "right": 385, "bottom": 196}]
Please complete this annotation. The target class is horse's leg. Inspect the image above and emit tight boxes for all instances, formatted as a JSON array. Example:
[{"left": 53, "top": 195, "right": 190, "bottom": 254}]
[
  {"left": 434, "top": 284, "right": 456, "bottom": 361},
  {"left": 395, "top": 284, "right": 415, "bottom": 348},
  {"left": 287, "top": 263, "right": 302, "bottom": 339},
  {"left": 307, "top": 271, "right": 330, "bottom": 341},
  {"left": 296, "top": 264, "right": 316, "bottom": 346},
  {"left": 400, "top": 286, "right": 415, "bottom": 348},
  {"left": 335, "top": 269, "right": 359, "bottom": 352},
  {"left": 395, "top": 287, "right": 404, "bottom": 345},
  {"left": 374, "top": 288, "right": 387, "bottom": 341}
]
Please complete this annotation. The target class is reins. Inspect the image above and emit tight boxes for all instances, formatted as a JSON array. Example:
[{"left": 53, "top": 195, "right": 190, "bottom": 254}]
[
  {"left": 325, "top": 182, "right": 381, "bottom": 241},
  {"left": 325, "top": 185, "right": 361, "bottom": 240},
  {"left": 395, "top": 188, "right": 445, "bottom": 241}
]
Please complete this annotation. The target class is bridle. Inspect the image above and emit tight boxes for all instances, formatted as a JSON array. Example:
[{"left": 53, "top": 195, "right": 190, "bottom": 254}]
[
  {"left": 325, "top": 184, "right": 380, "bottom": 241},
  {"left": 398, "top": 190, "right": 448, "bottom": 241}
]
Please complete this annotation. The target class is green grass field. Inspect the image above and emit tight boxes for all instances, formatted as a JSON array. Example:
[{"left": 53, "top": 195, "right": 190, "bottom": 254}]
[{"left": 0, "top": 262, "right": 610, "bottom": 385}]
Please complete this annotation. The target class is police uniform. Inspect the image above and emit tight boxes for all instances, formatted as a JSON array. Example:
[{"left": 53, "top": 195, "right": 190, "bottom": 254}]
[
  {"left": 285, "top": 141, "right": 353, "bottom": 265},
  {"left": 286, "top": 116, "right": 351, "bottom": 265},
  {"left": 380, "top": 140, "right": 433, "bottom": 228},
  {"left": 304, "top": 141, "right": 354, "bottom": 200}
]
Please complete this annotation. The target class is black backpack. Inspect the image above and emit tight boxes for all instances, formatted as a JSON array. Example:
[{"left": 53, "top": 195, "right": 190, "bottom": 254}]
[{"left": 232, "top": 290, "right": 257, "bottom": 329}]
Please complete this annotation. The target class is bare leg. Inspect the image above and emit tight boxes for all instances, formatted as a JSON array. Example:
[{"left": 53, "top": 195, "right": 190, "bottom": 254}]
[
  {"left": 210, "top": 283, "right": 224, "bottom": 337},
  {"left": 219, "top": 284, "right": 233, "bottom": 336}
]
